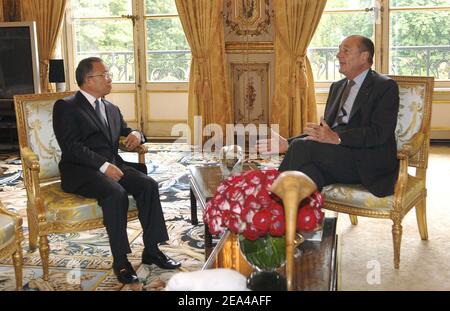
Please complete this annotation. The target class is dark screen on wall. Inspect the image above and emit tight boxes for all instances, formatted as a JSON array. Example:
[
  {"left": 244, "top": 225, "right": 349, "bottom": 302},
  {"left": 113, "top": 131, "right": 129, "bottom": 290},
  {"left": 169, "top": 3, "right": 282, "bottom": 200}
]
[{"left": 0, "top": 26, "right": 35, "bottom": 99}]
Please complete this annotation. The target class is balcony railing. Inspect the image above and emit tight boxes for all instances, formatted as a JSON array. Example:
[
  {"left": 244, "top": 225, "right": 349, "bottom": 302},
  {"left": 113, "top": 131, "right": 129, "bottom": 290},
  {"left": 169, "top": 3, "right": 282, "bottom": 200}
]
[
  {"left": 76, "top": 50, "right": 191, "bottom": 82},
  {"left": 308, "top": 45, "right": 450, "bottom": 81},
  {"left": 77, "top": 45, "right": 449, "bottom": 83}
]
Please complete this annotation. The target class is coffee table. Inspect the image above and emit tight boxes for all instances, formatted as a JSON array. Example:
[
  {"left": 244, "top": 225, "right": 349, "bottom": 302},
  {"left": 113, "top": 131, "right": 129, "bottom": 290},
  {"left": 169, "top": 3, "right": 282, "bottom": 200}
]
[
  {"left": 202, "top": 217, "right": 338, "bottom": 291},
  {"left": 188, "top": 163, "right": 257, "bottom": 259}
]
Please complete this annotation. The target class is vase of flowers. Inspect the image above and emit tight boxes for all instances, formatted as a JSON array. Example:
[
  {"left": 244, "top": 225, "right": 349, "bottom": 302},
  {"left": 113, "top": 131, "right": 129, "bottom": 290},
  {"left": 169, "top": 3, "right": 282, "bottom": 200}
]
[{"left": 204, "top": 169, "right": 324, "bottom": 290}]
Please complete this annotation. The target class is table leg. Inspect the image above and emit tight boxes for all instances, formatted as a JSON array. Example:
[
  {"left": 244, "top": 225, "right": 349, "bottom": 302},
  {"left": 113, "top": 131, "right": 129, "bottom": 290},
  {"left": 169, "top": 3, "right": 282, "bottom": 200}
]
[
  {"left": 190, "top": 189, "right": 198, "bottom": 225},
  {"left": 204, "top": 223, "right": 213, "bottom": 260}
]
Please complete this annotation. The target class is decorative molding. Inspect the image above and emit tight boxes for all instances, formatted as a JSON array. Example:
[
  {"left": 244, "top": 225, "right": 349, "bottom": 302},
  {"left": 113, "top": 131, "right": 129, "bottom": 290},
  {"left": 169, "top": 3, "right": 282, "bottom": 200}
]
[
  {"left": 225, "top": 41, "right": 273, "bottom": 52},
  {"left": 231, "top": 62, "right": 269, "bottom": 125},
  {"left": 224, "top": 0, "right": 271, "bottom": 37}
]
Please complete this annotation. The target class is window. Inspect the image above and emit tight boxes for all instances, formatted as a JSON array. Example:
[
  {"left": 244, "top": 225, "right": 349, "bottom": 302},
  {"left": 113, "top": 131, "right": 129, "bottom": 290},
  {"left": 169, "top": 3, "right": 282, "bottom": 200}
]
[
  {"left": 308, "top": 0, "right": 375, "bottom": 82},
  {"left": 308, "top": 0, "right": 450, "bottom": 86},
  {"left": 68, "top": 0, "right": 191, "bottom": 83},
  {"left": 390, "top": 0, "right": 450, "bottom": 79},
  {"left": 70, "top": 0, "right": 135, "bottom": 82},
  {"left": 145, "top": 0, "right": 190, "bottom": 82}
]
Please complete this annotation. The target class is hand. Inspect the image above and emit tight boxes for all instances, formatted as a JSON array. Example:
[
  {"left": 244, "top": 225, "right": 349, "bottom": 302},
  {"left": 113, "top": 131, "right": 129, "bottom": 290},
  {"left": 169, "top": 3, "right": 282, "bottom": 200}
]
[
  {"left": 125, "top": 132, "right": 141, "bottom": 150},
  {"left": 105, "top": 164, "right": 124, "bottom": 182},
  {"left": 303, "top": 117, "right": 341, "bottom": 144},
  {"left": 257, "top": 128, "right": 289, "bottom": 155}
]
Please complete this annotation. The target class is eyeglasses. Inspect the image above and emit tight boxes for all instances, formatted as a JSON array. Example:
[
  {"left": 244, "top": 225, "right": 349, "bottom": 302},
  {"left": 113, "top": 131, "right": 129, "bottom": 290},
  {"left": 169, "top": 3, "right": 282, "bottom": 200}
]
[{"left": 87, "top": 72, "right": 113, "bottom": 80}]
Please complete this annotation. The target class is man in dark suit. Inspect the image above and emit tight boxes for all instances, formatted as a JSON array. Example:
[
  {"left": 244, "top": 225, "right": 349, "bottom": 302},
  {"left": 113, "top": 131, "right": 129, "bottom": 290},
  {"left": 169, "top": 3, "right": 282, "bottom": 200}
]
[
  {"left": 259, "top": 35, "right": 399, "bottom": 197},
  {"left": 53, "top": 57, "right": 180, "bottom": 284}
]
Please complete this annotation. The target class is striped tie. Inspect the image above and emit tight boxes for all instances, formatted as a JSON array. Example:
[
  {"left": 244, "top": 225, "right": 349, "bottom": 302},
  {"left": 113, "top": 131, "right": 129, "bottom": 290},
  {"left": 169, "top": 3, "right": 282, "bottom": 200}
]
[
  {"left": 336, "top": 80, "right": 355, "bottom": 126},
  {"left": 94, "top": 99, "right": 108, "bottom": 129}
]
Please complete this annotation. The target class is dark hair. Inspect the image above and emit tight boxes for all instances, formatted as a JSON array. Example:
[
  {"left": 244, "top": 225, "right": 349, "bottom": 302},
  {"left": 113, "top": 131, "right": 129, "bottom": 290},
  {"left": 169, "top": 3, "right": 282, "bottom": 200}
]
[
  {"left": 358, "top": 36, "right": 374, "bottom": 65},
  {"left": 75, "top": 57, "right": 103, "bottom": 87}
]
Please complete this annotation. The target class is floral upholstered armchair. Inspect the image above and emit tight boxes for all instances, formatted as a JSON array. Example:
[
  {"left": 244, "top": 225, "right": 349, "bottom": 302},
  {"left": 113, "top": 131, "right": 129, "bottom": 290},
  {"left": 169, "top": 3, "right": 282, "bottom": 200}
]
[
  {"left": 321, "top": 76, "right": 434, "bottom": 268},
  {"left": 0, "top": 201, "right": 24, "bottom": 290},
  {"left": 14, "top": 92, "right": 147, "bottom": 280}
]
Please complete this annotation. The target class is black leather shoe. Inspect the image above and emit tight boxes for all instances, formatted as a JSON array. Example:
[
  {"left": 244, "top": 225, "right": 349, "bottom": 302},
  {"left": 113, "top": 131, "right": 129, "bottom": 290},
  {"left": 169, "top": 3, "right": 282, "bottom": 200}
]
[
  {"left": 113, "top": 261, "right": 139, "bottom": 284},
  {"left": 142, "top": 250, "right": 181, "bottom": 270}
]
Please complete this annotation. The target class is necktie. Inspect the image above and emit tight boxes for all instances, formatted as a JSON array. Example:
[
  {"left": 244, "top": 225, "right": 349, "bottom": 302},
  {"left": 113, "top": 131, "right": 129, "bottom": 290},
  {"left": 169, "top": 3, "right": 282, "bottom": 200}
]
[
  {"left": 336, "top": 80, "right": 355, "bottom": 126},
  {"left": 94, "top": 99, "right": 108, "bottom": 128}
]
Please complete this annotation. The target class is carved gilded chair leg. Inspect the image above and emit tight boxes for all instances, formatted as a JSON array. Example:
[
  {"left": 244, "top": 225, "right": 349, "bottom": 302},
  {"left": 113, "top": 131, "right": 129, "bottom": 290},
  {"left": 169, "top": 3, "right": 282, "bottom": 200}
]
[
  {"left": 12, "top": 247, "right": 23, "bottom": 290},
  {"left": 415, "top": 199, "right": 428, "bottom": 240},
  {"left": 39, "top": 235, "right": 50, "bottom": 281},
  {"left": 27, "top": 210, "right": 38, "bottom": 251},
  {"left": 392, "top": 221, "right": 403, "bottom": 269},
  {"left": 349, "top": 215, "right": 358, "bottom": 225}
]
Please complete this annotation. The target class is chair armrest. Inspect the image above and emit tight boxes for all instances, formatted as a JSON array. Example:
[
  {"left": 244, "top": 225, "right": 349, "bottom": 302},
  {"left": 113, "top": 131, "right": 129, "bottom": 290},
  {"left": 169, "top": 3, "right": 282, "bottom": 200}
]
[
  {"left": 20, "top": 147, "right": 45, "bottom": 216},
  {"left": 397, "top": 132, "right": 424, "bottom": 159},
  {"left": 0, "top": 202, "right": 23, "bottom": 228},
  {"left": 21, "top": 146, "right": 40, "bottom": 171},
  {"left": 119, "top": 136, "right": 148, "bottom": 164}
]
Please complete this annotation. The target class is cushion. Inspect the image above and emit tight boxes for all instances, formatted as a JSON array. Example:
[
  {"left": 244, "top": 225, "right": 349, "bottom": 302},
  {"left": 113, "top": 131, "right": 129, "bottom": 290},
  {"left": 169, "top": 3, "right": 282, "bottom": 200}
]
[
  {"left": 0, "top": 214, "right": 15, "bottom": 250},
  {"left": 42, "top": 182, "right": 137, "bottom": 224},
  {"left": 395, "top": 83, "right": 426, "bottom": 150},
  {"left": 24, "top": 99, "right": 61, "bottom": 180},
  {"left": 322, "top": 175, "right": 424, "bottom": 211}
]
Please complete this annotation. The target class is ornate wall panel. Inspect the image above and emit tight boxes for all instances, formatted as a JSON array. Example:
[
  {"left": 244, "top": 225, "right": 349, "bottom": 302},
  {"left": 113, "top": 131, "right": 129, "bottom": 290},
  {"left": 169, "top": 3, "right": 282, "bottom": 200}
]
[{"left": 224, "top": 0, "right": 274, "bottom": 126}]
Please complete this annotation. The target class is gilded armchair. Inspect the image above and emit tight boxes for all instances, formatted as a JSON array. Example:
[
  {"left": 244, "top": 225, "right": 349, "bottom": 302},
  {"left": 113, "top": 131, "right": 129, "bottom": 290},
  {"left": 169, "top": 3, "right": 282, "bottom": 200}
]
[
  {"left": 322, "top": 75, "right": 434, "bottom": 268},
  {"left": 14, "top": 92, "right": 148, "bottom": 280},
  {"left": 0, "top": 201, "right": 24, "bottom": 290}
]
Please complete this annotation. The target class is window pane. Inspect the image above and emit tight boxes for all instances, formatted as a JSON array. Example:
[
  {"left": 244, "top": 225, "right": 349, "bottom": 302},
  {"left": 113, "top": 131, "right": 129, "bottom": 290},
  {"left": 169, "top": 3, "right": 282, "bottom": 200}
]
[
  {"left": 146, "top": 18, "right": 190, "bottom": 81},
  {"left": 390, "top": 0, "right": 450, "bottom": 8},
  {"left": 308, "top": 13, "right": 374, "bottom": 81},
  {"left": 71, "top": 0, "right": 132, "bottom": 18},
  {"left": 74, "top": 20, "right": 135, "bottom": 82},
  {"left": 148, "top": 52, "right": 191, "bottom": 82},
  {"left": 145, "top": 0, "right": 178, "bottom": 15},
  {"left": 390, "top": 11, "right": 450, "bottom": 79},
  {"left": 325, "top": 0, "right": 373, "bottom": 10}
]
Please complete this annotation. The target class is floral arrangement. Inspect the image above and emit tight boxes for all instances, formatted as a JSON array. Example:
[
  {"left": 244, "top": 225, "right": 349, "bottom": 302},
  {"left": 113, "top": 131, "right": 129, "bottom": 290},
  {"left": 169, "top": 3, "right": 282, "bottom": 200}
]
[{"left": 204, "top": 169, "right": 324, "bottom": 241}]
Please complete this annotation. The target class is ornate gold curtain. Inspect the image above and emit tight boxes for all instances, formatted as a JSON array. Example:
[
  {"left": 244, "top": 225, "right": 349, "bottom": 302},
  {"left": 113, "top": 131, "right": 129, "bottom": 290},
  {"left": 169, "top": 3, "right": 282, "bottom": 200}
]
[
  {"left": 1, "top": 0, "right": 23, "bottom": 21},
  {"left": 21, "top": 0, "right": 67, "bottom": 93},
  {"left": 175, "top": 0, "right": 232, "bottom": 144},
  {"left": 272, "top": 0, "right": 327, "bottom": 138}
]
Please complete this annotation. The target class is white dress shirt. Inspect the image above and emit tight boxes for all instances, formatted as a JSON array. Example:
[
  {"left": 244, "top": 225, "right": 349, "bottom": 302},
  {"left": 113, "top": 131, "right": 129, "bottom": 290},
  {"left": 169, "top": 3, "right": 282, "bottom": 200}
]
[{"left": 79, "top": 90, "right": 142, "bottom": 174}]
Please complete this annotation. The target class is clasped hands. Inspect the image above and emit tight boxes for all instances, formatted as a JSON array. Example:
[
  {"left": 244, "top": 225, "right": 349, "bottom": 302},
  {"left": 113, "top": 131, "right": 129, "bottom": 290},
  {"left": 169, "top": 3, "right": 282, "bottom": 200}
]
[
  {"left": 105, "top": 132, "right": 141, "bottom": 182},
  {"left": 257, "top": 117, "right": 340, "bottom": 155}
]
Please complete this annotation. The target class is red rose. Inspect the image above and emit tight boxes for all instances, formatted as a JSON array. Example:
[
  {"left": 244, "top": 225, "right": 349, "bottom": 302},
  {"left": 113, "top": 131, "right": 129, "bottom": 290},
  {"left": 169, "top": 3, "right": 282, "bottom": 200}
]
[
  {"left": 297, "top": 204, "right": 318, "bottom": 232},
  {"left": 270, "top": 215, "right": 285, "bottom": 236},
  {"left": 208, "top": 215, "right": 224, "bottom": 235},
  {"left": 253, "top": 209, "right": 272, "bottom": 235},
  {"left": 268, "top": 200, "right": 284, "bottom": 217},
  {"left": 256, "top": 188, "right": 273, "bottom": 209},
  {"left": 244, "top": 170, "right": 264, "bottom": 186},
  {"left": 226, "top": 186, "right": 245, "bottom": 205},
  {"left": 243, "top": 224, "right": 260, "bottom": 241},
  {"left": 241, "top": 206, "right": 256, "bottom": 223},
  {"left": 228, "top": 214, "right": 246, "bottom": 234},
  {"left": 244, "top": 194, "right": 262, "bottom": 210}
]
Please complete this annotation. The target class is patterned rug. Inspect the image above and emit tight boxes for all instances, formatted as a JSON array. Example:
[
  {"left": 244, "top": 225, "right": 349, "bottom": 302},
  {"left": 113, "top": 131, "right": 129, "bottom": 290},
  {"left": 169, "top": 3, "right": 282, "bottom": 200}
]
[{"left": 0, "top": 143, "right": 280, "bottom": 291}]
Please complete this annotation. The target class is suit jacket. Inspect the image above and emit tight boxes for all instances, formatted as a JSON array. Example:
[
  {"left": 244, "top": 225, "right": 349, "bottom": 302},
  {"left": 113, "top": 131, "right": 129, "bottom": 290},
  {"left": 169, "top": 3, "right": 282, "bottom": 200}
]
[
  {"left": 53, "top": 91, "right": 146, "bottom": 192},
  {"left": 290, "top": 70, "right": 399, "bottom": 197}
]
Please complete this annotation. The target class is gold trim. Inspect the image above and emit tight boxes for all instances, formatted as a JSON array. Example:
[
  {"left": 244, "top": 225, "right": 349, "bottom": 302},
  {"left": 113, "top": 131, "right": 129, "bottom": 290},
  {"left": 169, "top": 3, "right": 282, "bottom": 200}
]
[
  {"left": 0, "top": 202, "right": 24, "bottom": 290},
  {"left": 226, "top": 42, "right": 274, "bottom": 51}
]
